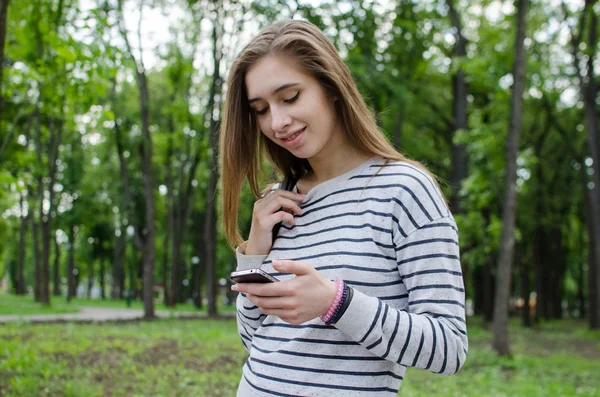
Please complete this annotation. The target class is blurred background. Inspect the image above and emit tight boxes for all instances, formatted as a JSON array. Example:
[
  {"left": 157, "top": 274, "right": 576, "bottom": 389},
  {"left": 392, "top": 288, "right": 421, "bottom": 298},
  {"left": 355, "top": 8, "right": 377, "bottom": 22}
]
[{"left": 0, "top": 0, "right": 599, "bottom": 396}]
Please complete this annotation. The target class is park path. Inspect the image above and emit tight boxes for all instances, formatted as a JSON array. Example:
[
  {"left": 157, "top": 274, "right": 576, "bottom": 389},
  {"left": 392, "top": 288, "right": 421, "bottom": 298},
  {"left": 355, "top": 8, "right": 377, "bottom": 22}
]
[{"left": 0, "top": 306, "right": 234, "bottom": 324}]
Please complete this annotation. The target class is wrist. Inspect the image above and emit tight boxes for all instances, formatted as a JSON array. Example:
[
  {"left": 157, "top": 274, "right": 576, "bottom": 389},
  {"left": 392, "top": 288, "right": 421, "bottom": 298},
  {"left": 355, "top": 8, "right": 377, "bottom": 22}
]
[
  {"left": 244, "top": 239, "right": 267, "bottom": 256},
  {"left": 320, "top": 279, "right": 345, "bottom": 323}
]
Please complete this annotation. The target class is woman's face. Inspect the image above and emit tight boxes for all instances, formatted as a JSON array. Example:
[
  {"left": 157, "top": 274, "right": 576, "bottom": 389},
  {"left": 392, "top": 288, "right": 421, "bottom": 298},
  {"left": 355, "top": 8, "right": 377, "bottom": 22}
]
[{"left": 245, "top": 55, "right": 342, "bottom": 160}]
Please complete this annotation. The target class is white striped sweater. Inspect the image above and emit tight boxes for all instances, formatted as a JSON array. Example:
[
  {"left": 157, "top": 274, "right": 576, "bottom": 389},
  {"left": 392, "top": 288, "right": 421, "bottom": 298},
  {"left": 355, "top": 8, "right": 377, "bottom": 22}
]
[{"left": 234, "top": 156, "right": 468, "bottom": 396}]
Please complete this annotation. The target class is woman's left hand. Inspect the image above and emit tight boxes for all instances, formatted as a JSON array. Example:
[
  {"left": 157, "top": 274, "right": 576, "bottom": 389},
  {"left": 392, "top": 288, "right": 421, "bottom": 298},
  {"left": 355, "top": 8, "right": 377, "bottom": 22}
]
[{"left": 231, "top": 260, "right": 337, "bottom": 325}]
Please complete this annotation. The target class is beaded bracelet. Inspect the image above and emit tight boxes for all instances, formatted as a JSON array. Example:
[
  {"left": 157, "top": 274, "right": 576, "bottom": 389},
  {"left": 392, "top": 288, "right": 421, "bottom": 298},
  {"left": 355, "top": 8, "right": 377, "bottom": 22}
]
[
  {"left": 326, "top": 285, "right": 348, "bottom": 325},
  {"left": 331, "top": 284, "right": 353, "bottom": 324},
  {"left": 320, "top": 279, "right": 345, "bottom": 323}
]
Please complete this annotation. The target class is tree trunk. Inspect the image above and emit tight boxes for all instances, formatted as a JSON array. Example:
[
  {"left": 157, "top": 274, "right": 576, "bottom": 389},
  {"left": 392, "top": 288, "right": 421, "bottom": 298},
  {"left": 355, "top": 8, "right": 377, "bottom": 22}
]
[
  {"left": 581, "top": 4, "right": 600, "bottom": 329},
  {"left": 112, "top": 229, "right": 126, "bottom": 299},
  {"left": 517, "top": 243, "right": 531, "bottom": 327},
  {"left": 533, "top": 222, "right": 544, "bottom": 324},
  {"left": 52, "top": 234, "right": 61, "bottom": 296},
  {"left": 0, "top": 0, "right": 10, "bottom": 124},
  {"left": 392, "top": 108, "right": 404, "bottom": 150},
  {"left": 446, "top": 0, "right": 469, "bottom": 216},
  {"left": 16, "top": 191, "right": 27, "bottom": 295},
  {"left": 87, "top": 260, "right": 94, "bottom": 299},
  {"left": 117, "top": 0, "right": 155, "bottom": 318},
  {"left": 113, "top": 114, "right": 142, "bottom": 297},
  {"left": 193, "top": 208, "right": 206, "bottom": 309},
  {"left": 578, "top": 215, "right": 586, "bottom": 318},
  {"left": 564, "top": 0, "right": 600, "bottom": 329},
  {"left": 161, "top": 232, "right": 170, "bottom": 305},
  {"left": 205, "top": 182, "right": 218, "bottom": 316},
  {"left": 204, "top": 18, "right": 223, "bottom": 317},
  {"left": 67, "top": 224, "right": 76, "bottom": 302},
  {"left": 492, "top": 0, "right": 528, "bottom": 356},
  {"left": 30, "top": 191, "right": 41, "bottom": 301},
  {"left": 165, "top": 120, "right": 175, "bottom": 306},
  {"left": 484, "top": 255, "right": 495, "bottom": 323},
  {"left": 138, "top": 69, "right": 156, "bottom": 319},
  {"left": 99, "top": 258, "right": 106, "bottom": 300}
]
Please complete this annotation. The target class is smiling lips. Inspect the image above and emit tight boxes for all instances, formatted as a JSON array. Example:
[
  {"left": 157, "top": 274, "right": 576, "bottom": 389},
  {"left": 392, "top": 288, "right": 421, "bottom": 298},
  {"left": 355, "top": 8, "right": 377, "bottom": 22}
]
[{"left": 281, "top": 127, "right": 306, "bottom": 146}]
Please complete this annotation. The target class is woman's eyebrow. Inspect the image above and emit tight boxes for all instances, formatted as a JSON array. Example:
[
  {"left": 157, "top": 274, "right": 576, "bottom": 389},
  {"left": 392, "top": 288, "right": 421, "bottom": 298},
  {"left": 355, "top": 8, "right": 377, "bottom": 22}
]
[{"left": 248, "top": 83, "right": 300, "bottom": 104}]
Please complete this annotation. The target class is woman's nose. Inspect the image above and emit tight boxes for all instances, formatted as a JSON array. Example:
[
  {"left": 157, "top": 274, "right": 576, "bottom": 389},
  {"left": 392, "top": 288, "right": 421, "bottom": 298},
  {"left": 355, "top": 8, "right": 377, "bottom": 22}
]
[{"left": 270, "top": 106, "right": 292, "bottom": 132}]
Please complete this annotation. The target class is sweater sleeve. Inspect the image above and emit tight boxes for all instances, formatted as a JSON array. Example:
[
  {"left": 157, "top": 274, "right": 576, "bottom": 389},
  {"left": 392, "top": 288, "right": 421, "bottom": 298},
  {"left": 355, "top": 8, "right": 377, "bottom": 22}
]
[
  {"left": 234, "top": 245, "right": 269, "bottom": 353},
  {"left": 334, "top": 217, "right": 468, "bottom": 374}
]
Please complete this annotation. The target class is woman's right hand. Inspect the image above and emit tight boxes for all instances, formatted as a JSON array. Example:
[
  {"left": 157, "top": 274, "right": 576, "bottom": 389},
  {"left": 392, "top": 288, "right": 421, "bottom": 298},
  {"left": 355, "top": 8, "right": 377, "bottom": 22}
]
[{"left": 245, "top": 190, "right": 305, "bottom": 255}]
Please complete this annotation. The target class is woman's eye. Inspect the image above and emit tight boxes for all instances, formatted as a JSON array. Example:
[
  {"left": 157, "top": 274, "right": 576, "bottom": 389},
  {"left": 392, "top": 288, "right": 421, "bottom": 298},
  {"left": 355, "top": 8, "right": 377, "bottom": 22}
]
[
  {"left": 284, "top": 91, "right": 300, "bottom": 103},
  {"left": 255, "top": 108, "right": 268, "bottom": 115}
]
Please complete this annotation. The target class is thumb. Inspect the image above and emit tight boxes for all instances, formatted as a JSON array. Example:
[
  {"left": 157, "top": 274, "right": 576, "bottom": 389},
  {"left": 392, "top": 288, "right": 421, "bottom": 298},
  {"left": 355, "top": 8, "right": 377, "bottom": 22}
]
[{"left": 272, "top": 259, "right": 312, "bottom": 276}]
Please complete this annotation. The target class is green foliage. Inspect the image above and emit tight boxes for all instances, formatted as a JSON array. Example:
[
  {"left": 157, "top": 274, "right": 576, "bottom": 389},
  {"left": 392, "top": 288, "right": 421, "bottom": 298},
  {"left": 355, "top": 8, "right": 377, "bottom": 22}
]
[{"left": 0, "top": 0, "right": 595, "bottom": 324}]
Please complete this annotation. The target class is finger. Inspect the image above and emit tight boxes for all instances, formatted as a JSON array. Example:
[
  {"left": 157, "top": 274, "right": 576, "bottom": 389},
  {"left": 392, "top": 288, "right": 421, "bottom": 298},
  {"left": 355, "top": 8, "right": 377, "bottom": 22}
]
[
  {"left": 263, "top": 310, "right": 303, "bottom": 325},
  {"left": 251, "top": 296, "right": 293, "bottom": 310},
  {"left": 272, "top": 259, "right": 313, "bottom": 276},
  {"left": 271, "top": 189, "right": 305, "bottom": 202},
  {"left": 265, "top": 211, "right": 296, "bottom": 228},
  {"left": 233, "top": 281, "right": 293, "bottom": 297},
  {"left": 262, "top": 195, "right": 303, "bottom": 216}
]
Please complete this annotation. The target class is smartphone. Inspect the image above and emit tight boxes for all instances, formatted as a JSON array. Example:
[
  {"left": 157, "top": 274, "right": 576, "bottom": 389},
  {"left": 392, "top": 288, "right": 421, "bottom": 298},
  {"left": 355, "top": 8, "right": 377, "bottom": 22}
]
[{"left": 230, "top": 268, "right": 280, "bottom": 284}]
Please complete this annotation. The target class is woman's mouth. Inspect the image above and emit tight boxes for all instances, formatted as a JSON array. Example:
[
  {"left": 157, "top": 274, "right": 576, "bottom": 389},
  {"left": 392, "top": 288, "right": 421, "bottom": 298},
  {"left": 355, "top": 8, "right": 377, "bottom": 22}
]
[{"left": 281, "top": 127, "right": 306, "bottom": 147}]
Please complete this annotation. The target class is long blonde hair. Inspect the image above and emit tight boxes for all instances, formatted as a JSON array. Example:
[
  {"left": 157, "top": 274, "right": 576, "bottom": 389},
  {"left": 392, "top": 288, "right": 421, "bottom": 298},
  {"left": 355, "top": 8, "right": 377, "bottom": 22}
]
[{"left": 220, "top": 20, "right": 433, "bottom": 248}]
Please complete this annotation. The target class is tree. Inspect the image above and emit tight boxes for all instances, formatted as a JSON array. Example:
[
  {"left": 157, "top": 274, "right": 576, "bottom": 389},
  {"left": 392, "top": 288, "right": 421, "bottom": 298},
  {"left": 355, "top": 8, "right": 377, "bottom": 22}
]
[
  {"left": 562, "top": 0, "right": 600, "bottom": 329},
  {"left": 493, "top": 0, "right": 529, "bottom": 356},
  {"left": 204, "top": 3, "right": 224, "bottom": 316},
  {"left": 117, "top": 0, "right": 156, "bottom": 319},
  {"left": 0, "top": 0, "right": 10, "bottom": 128}
]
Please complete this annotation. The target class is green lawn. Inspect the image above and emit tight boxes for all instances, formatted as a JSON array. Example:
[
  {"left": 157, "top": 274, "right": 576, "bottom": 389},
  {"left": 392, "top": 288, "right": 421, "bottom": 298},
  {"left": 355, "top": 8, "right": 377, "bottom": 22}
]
[
  {"left": 0, "top": 293, "right": 236, "bottom": 316},
  {"left": 0, "top": 318, "right": 599, "bottom": 396}
]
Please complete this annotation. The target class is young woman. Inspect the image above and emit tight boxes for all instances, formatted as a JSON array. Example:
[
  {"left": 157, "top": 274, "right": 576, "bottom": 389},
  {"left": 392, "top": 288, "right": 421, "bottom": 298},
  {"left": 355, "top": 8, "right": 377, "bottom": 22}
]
[{"left": 220, "top": 19, "right": 468, "bottom": 397}]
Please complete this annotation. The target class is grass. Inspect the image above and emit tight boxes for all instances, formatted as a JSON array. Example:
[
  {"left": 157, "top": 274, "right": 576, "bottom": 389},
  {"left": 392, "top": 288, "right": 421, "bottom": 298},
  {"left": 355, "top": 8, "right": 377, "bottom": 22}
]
[
  {"left": 0, "top": 293, "right": 236, "bottom": 317},
  {"left": 0, "top": 317, "right": 599, "bottom": 396},
  {"left": 0, "top": 294, "right": 79, "bottom": 315}
]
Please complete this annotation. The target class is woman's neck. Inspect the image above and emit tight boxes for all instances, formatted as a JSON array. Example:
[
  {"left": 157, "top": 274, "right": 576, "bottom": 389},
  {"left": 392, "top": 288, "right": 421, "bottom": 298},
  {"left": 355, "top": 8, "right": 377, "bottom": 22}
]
[{"left": 306, "top": 144, "right": 371, "bottom": 185}]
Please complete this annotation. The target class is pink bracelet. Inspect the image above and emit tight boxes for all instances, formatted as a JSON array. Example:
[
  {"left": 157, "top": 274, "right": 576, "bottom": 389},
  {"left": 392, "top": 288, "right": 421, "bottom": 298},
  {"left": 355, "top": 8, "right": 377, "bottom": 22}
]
[{"left": 320, "top": 279, "right": 344, "bottom": 323}]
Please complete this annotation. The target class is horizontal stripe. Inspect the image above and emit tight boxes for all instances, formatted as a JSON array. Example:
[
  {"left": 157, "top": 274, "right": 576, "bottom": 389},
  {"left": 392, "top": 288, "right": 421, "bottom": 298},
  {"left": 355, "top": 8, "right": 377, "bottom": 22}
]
[
  {"left": 420, "top": 221, "right": 458, "bottom": 232},
  {"left": 251, "top": 344, "right": 383, "bottom": 361},
  {"left": 347, "top": 279, "right": 404, "bottom": 288},
  {"left": 279, "top": 223, "right": 391, "bottom": 238},
  {"left": 410, "top": 299, "right": 465, "bottom": 308},
  {"left": 395, "top": 238, "right": 458, "bottom": 252},
  {"left": 283, "top": 209, "right": 395, "bottom": 229},
  {"left": 261, "top": 322, "right": 334, "bottom": 330},
  {"left": 402, "top": 268, "right": 463, "bottom": 279},
  {"left": 381, "top": 294, "right": 409, "bottom": 301},
  {"left": 397, "top": 253, "right": 460, "bottom": 267},
  {"left": 247, "top": 362, "right": 398, "bottom": 393},
  {"left": 272, "top": 237, "right": 394, "bottom": 252},
  {"left": 251, "top": 357, "right": 402, "bottom": 379},
  {"left": 253, "top": 333, "right": 359, "bottom": 346},
  {"left": 276, "top": 264, "right": 397, "bottom": 274},
  {"left": 408, "top": 284, "right": 465, "bottom": 293},
  {"left": 243, "top": 374, "right": 297, "bottom": 397},
  {"left": 300, "top": 196, "right": 395, "bottom": 218}
]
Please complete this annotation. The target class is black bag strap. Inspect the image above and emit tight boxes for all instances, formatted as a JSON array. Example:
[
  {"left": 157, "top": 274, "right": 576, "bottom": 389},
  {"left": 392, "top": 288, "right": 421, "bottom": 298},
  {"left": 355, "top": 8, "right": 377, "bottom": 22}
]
[{"left": 272, "top": 174, "right": 298, "bottom": 244}]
